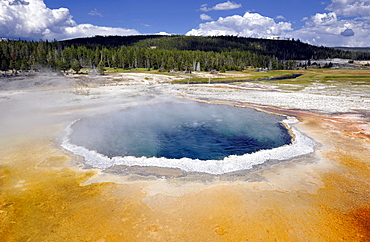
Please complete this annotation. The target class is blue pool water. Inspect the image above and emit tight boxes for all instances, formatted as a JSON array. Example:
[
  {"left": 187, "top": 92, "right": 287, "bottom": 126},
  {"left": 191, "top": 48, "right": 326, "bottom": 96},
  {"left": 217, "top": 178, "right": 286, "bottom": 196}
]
[{"left": 69, "top": 102, "right": 292, "bottom": 161}]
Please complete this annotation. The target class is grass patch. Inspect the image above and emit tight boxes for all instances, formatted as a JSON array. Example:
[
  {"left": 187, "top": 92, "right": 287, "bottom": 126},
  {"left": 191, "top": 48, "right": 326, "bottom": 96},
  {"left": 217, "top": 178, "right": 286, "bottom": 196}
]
[
  {"left": 254, "top": 69, "right": 370, "bottom": 92},
  {"left": 268, "top": 69, "right": 370, "bottom": 85},
  {"left": 172, "top": 70, "right": 302, "bottom": 84},
  {"left": 324, "top": 75, "right": 370, "bottom": 79}
]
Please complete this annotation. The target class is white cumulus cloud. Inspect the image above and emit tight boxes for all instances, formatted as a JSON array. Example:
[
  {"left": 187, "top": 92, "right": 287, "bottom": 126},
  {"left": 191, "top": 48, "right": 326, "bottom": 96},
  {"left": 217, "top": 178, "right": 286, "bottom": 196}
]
[
  {"left": 276, "top": 15, "right": 286, "bottom": 20},
  {"left": 187, "top": 12, "right": 292, "bottom": 38},
  {"left": 200, "top": 14, "right": 213, "bottom": 21},
  {"left": 88, "top": 9, "right": 103, "bottom": 17},
  {"left": 191, "top": 0, "right": 370, "bottom": 47},
  {"left": 326, "top": 0, "right": 370, "bottom": 18},
  {"left": 308, "top": 12, "right": 338, "bottom": 26},
  {"left": 0, "top": 0, "right": 139, "bottom": 40},
  {"left": 50, "top": 24, "right": 140, "bottom": 40},
  {"left": 289, "top": 12, "right": 370, "bottom": 47},
  {"left": 201, "top": 1, "right": 242, "bottom": 12},
  {"left": 288, "top": 0, "right": 370, "bottom": 46}
]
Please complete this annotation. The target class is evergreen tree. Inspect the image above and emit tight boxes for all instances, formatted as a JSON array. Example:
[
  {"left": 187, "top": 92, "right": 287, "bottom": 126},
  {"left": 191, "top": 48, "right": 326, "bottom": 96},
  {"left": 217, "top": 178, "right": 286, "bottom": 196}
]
[
  {"left": 1, "top": 59, "right": 8, "bottom": 74},
  {"left": 71, "top": 59, "right": 81, "bottom": 73},
  {"left": 97, "top": 61, "right": 106, "bottom": 75}
]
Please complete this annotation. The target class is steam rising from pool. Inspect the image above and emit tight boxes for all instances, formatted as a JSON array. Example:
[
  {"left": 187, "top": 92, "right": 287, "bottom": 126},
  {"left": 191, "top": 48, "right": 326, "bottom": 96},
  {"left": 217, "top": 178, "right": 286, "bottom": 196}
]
[{"left": 62, "top": 102, "right": 316, "bottom": 174}]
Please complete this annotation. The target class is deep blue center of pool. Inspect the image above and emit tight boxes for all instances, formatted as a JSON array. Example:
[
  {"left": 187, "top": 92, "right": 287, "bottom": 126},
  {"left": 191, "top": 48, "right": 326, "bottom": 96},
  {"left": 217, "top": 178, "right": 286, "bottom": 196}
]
[{"left": 69, "top": 102, "right": 292, "bottom": 160}]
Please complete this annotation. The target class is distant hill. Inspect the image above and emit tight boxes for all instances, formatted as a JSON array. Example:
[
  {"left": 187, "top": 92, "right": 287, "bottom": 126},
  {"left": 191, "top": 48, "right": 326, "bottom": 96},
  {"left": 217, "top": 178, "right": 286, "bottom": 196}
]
[
  {"left": 61, "top": 35, "right": 166, "bottom": 48},
  {"left": 335, "top": 47, "right": 370, "bottom": 53},
  {"left": 2, "top": 35, "right": 369, "bottom": 74},
  {"left": 61, "top": 35, "right": 370, "bottom": 61}
]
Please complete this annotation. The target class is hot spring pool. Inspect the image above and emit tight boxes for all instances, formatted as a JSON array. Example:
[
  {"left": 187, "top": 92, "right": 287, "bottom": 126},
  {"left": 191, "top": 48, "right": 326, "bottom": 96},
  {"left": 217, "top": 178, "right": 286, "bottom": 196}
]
[{"left": 62, "top": 102, "right": 316, "bottom": 174}]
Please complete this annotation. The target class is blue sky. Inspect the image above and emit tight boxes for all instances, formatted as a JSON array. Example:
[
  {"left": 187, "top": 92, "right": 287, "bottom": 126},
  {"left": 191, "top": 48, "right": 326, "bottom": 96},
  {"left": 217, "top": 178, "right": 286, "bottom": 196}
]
[
  {"left": 42, "top": 0, "right": 325, "bottom": 34},
  {"left": 1, "top": 0, "right": 370, "bottom": 47}
]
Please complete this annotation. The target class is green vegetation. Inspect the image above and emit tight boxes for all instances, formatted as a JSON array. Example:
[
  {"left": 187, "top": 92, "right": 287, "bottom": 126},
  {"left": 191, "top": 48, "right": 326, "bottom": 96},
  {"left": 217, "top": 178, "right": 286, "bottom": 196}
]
[
  {"left": 256, "top": 69, "right": 370, "bottom": 89},
  {"left": 97, "top": 61, "right": 106, "bottom": 75},
  {"left": 71, "top": 59, "right": 82, "bottom": 73},
  {"left": 171, "top": 70, "right": 302, "bottom": 84},
  {"left": 323, "top": 75, "right": 370, "bottom": 79},
  {"left": 298, "top": 69, "right": 370, "bottom": 82},
  {"left": 1, "top": 35, "right": 370, "bottom": 75},
  {"left": 62, "top": 35, "right": 369, "bottom": 60}
]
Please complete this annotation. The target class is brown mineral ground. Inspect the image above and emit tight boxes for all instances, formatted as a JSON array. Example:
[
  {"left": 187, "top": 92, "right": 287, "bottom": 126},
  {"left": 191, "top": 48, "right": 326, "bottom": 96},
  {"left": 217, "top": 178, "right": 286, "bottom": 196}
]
[{"left": 0, "top": 74, "right": 369, "bottom": 241}]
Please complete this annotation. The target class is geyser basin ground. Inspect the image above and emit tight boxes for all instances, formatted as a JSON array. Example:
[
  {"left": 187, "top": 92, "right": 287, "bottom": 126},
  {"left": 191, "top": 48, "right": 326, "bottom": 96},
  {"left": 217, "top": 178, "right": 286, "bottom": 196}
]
[
  {"left": 62, "top": 102, "right": 316, "bottom": 174},
  {"left": 1, "top": 72, "right": 370, "bottom": 241}
]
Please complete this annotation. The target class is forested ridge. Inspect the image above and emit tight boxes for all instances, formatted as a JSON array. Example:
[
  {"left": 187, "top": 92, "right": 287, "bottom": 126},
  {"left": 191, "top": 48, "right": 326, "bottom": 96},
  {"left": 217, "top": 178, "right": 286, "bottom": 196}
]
[{"left": 1, "top": 35, "right": 370, "bottom": 73}]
